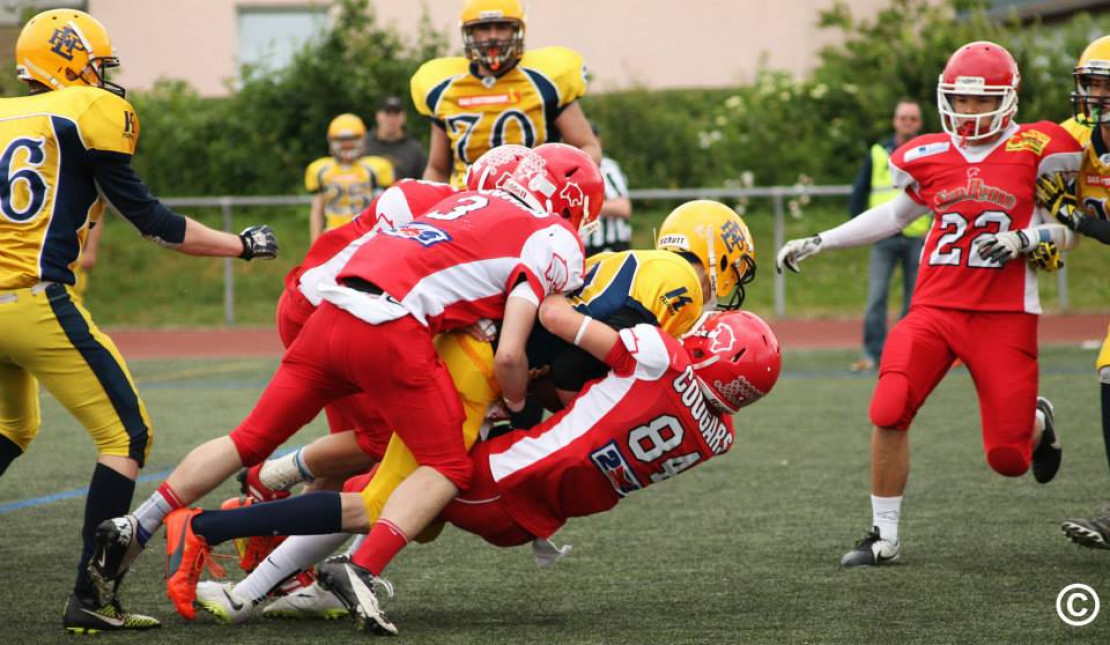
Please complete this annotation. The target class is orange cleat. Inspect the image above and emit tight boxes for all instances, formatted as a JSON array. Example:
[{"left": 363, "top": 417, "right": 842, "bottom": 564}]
[
  {"left": 164, "top": 508, "right": 223, "bottom": 620},
  {"left": 220, "top": 497, "right": 286, "bottom": 573}
]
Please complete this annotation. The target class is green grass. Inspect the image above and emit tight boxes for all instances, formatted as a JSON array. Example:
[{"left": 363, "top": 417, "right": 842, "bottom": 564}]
[
  {"left": 83, "top": 200, "right": 1110, "bottom": 328},
  {"left": 1, "top": 347, "right": 1108, "bottom": 643}
]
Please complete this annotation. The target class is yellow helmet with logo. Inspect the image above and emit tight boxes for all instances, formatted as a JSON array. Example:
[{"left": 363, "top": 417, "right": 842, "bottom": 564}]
[
  {"left": 327, "top": 113, "right": 366, "bottom": 163},
  {"left": 15, "top": 9, "right": 123, "bottom": 97},
  {"left": 460, "top": 0, "right": 526, "bottom": 73},
  {"left": 656, "top": 200, "right": 757, "bottom": 310},
  {"left": 1073, "top": 36, "right": 1110, "bottom": 126}
]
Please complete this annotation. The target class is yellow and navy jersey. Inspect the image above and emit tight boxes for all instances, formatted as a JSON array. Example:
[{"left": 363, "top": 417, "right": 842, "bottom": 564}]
[
  {"left": 304, "top": 155, "right": 393, "bottom": 231},
  {"left": 1061, "top": 118, "right": 1110, "bottom": 220},
  {"left": 0, "top": 87, "right": 185, "bottom": 290},
  {"left": 570, "top": 250, "right": 703, "bottom": 338},
  {"left": 410, "top": 46, "right": 588, "bottom": 187}
]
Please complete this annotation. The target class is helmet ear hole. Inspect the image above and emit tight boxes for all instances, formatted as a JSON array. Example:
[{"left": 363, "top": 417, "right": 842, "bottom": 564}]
[
  {"left": 730, "top": 348, "right": 747, "bottom": 363},
  {"left": 719, "top": 255, "right": 728, "bottom": 271}
]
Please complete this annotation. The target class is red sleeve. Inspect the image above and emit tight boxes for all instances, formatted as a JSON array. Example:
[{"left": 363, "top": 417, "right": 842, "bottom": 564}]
[
  {"left": 601, "top": 336, "right": 637, "bottom": 376},
  {"left": 505, "top": 265, "right": 545, "bottom": 304}
]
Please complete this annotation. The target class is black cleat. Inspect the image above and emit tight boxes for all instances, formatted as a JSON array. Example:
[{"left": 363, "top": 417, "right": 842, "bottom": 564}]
[
  {"left": 1032, "top": 397, "right": 1062, "bottom": 484},
  {"left": 87, "top": 515, "right": 145, "bottom": 606},
  {"left": 63, "top": 593, "right": 160, "bottom": 634},
  {"left": 317, "top": 556, "right": 398, "bottom": 636},
  {"left": 1062, "top": 503, "right": 1110, "bottom": 550},
  {"left": 840, "top": 526, "right": 901, "bottom": 567}
]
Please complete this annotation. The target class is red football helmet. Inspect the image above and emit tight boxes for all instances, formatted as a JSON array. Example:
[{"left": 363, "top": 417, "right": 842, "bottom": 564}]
[
  {"left": 937, "top": 41, "right": 1020, "bottom": 143},
  {"left": 682, "top": 311, "right": 781, "bottom": 414},
  {"left": 501, "top": 143, "right": 603, "bottom": 234},
  {"left": 465, "top": 144, "right": 535, "bottom": 191}
]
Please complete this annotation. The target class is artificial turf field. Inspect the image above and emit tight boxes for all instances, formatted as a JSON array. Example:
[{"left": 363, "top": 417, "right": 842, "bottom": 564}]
[{"left": 1, "top": 346, "right": 1108, "bottom": 644}]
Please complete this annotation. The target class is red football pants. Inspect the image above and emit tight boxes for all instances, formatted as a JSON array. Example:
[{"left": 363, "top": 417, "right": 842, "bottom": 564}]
[
  {"left": 869, "top": 305, "right": 1038, "bottom": 476},
  {"left": 232, "top": 302, "right": 471, "bottom": 487},
  {"left": 274, "top": 288, "right": 389, "bottom": 459}
]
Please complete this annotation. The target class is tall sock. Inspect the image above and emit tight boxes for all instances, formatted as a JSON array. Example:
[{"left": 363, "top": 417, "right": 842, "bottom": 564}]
[
  {"left": 235, "top": 533, "right": 349, "bottom": 602},
  {"left": 871, "top": 495, "right": 902, "bottom": 542},
  {"left": 75, "top": 464, "right": 135, "bottom": 601},
  {"left": 0, "top": 434, "right": 23, "bottom": 477},
  {"left": 351, "top": 519, "right": 409, "bottom": 576},
  {"left": 260, "top": 449, "right": 314, "bottom": 491},
  {"left": 1101, "top": 383, "right": 1110, "bottom": 474},
  {"left": 191, "top": 491, "right": 343, "bottom": 546},
  {"left": 133, "top": 482, "right": 184, "bottom": 545}
]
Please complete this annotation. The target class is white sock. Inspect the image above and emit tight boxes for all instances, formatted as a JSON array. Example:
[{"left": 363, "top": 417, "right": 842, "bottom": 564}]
[
  {"left": 234, "top": 533, "right": 349, "bottom": 602},
  {"left": 1035, "top": 408, "right": 1047, "bottom": 437},
  {"left": 344, "top": 534, "right": 367, "bottom": 557},
  {"left": 260, "top": 449, "right": 314, "bottom": 491},
  {"left": 871, "top": 495, "right": 902, "bottom": 542},
  {"left": 132, "top": 488, "right": 179, "bottom": 544}
]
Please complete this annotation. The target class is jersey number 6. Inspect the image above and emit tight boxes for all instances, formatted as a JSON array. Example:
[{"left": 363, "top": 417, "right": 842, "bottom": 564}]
[{"left": 0, "top": 137, "right": 49, "bottom": 223}]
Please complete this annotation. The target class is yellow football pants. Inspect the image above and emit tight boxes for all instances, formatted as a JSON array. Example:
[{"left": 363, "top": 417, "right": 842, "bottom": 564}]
[
  {"left": 0, "top": 282, "right": 152, "bottom": 464},
  {"left": 359, "top": 332, "right": 498, "bottom": 527}
]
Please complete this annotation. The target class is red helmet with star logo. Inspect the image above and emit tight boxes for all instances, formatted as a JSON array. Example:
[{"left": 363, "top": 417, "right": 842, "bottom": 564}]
[
  {"left": 682, "top": 311, "right": 781, "bottom": 413},
  {"left": 502, "top": 143, "right": 603, "bottom": 235}
]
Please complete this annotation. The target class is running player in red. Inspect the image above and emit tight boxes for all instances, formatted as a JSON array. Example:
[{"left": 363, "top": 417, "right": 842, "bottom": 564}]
[
  {"left": 89, "top": 144, "right": 603, "bottom": 620},
  {"left": 776, "top": 41, "right": 1083, "bottom": 566}
]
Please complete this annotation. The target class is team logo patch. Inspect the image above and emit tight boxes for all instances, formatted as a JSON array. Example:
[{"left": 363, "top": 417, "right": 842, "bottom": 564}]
[
  {"left": 903, "top": 141, "right": 950, "bottom": 163},
  {"left": 458, "top": 91, "right": 520, "bottom": 108},
  {"left": 720, "top": 219, "right": 747, "bottom": 254},
  {"left": 560, "top": 181, "right": 584, "bottom": 208},
  {"left": 544, "top": 254, "right": 569, "bottom": 292},
  {"left": 657, "top": 233, "right": 689, "bottom": 249},
  {"left": 1005, "top": 129, "right": 1051, "bottom": 155},
  {"left": 381, "top": 222, "right": 451, "bottom": 246},
  {"left": 934, "top": 167, "right": 1016, "bottom": 210},
  {"left": 708, "top": 323, "right": 736, "bottom": 354},
  {"left": 48, "top": 26, "right": 86, "bottom": 62},
  {"left": 661, "top": 287, "right": 694, "bottom": 314},
  {"left": 590, "top": 441, "right": 642, "bottom": 496}
]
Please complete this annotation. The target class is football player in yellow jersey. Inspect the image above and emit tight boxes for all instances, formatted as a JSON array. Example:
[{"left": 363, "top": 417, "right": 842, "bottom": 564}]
[
  {"left": 0, "top": 9, "right": 278, "bottom": 633},
  {"left": 1043, "top": 37, "right": 1110, "bottom": 551},
  {"left": 305, "top": 113, "right": 395, "bottom": 241},
  {"left": 412, "top": 0, "right": 601, "bottom": 187}
]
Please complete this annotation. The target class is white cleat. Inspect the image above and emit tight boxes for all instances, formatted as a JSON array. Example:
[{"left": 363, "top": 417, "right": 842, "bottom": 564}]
[
  {"left": 263, "top": 582, "right": 349, "bottom": 620},
  {"left": 317, "top": 556, "right": 398, "bottom": 636},
  {"left": 195, "top": 581, "right": 258, "bottom": 624}
]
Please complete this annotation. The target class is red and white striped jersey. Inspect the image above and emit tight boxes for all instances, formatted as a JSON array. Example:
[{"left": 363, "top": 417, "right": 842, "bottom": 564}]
[
  {"left": 325, "top": 190, "right": 585, "bottom": 333},
  {"left": 890, "top": 121, "right": 1082, "bottom": 314},
  {"left": 484, "top": 324, "right": 736, "bottom": 538},
  {"left": 289, "top": 180, "right": 457, "bottom": 304}
]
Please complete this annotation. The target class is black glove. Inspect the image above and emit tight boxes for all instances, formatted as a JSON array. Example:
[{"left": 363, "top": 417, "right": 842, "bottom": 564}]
[
  {"left": 238, "top": 225, "right": 278, "bottom": 260},
  {"left": 1035, "top": 173, "right": 1084, "bottom": 231}
]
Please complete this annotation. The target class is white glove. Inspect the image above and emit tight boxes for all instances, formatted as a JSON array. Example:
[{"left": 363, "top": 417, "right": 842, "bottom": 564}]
[
  {"left": 976, "top": 230, "right": 1032, "bottom": 265},
  {"left": 775, "top": 235, "right": 823, "bottom": 274}
]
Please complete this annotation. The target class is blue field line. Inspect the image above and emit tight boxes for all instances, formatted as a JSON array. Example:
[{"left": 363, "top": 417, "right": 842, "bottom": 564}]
[{"left": 0, "top": 446, "right": 301, "bottom": 516}]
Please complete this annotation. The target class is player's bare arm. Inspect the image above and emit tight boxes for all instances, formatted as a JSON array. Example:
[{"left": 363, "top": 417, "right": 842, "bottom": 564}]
[
  {"left": 309, "top": 192, "right": 326, "bottom": 242},
  {"left": 495, "top": 286, "right": 539, "bottom": 412},
  {"left": 554, "top": 102, "right": 602, "bottom": 165},
  {"left": 422, "top": 123, "right": 452, "bottom": 183}
]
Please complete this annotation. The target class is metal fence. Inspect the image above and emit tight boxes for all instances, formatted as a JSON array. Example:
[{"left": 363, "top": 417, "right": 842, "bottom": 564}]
[{"left": 164, "top": 186, "right": 1070, "bottom": 325}]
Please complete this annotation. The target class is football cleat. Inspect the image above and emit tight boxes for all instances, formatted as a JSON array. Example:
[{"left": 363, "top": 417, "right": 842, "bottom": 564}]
[
  {"left": 1032, "top": 397, "right": 1062, "bottom": 484},
  {"left": 317, "top": 556, "right": 397, "bottom": 636},
  {"left": 1062, "top": 502, "right": 1110, "bottom": 550},
  {"left": 63, "top": 593, "right": 160, "bottom": 634},
  {"left": 88, "top": 515, "right": 145, "bottom": 606},
  {"left": 165, "top": 508, "right": 221, "bottom": 620},
  {"left": 238, "top": 464, "right": 292, "bottom": 504},
  {"left": 221, "top": 497, "right": 286, "bottom": 572},
  {"left": 841, "top": 526, "right": 901, "bottom": 567},
  {"left": 195, "top": 581, "right": 258, "bottom": 624},
  {"left": 263, "top": 581, "right": 349, "bottom": 620}
]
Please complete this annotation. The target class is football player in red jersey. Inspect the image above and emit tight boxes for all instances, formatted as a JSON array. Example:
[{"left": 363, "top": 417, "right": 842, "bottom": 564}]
[
  {"left": 776, "top": 41, "right": 1083, "bottom": 566},
  {"left": 89, "top": 144, "right": 603, "bottom": 622}
]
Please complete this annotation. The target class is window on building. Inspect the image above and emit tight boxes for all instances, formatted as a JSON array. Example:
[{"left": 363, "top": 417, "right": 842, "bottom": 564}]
[{"left": 237, "top": 6, "right": 328, "bottom": 72}]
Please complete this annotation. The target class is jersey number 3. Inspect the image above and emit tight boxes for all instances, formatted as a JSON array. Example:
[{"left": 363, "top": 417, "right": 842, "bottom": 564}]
[{"left": 0, "top": 137, "right": 49, "bottom": 223}]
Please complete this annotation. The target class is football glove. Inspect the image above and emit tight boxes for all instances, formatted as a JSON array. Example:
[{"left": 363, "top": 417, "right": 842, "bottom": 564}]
[
  {"left": 775, "top": 235, "right": 823, "bottom": 274},
  {"left": 1027, "top": 240, "right": 1064, "bottom": 272},
  {"left": 1035, "top": 173, "right": 1085, "bottom": 231},
  {"left": 238, "top": 225, "right": 278, "bottom": 261},
  {"left": 976, "top": 230, "right": 1032, "bottom": 265}
]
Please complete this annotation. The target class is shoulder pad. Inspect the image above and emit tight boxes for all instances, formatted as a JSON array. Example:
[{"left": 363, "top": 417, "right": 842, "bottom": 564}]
[
  {"left": 410, "top": 57, "right": 470, "bottom": 117},
  {"left": 519, "top": 46, "right": 588, "bottom": 105}
]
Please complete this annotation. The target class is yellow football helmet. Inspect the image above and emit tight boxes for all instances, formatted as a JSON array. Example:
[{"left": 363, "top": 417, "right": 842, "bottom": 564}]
[
  {"left": 327, "top": 113, "right": 367, "bottom": 163},
  {"left": 15, "top": 9, "right": 123, "bottom": 97},
  {"left": 1072, "top": 36, "right": 1110, "bottom": 126},
  {"left": 656, "top": 200, "right": 757, "bottom": 310},
  {"left": 460, "top": 0, "right": 526, "bottom": 73}
]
